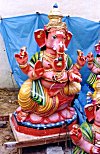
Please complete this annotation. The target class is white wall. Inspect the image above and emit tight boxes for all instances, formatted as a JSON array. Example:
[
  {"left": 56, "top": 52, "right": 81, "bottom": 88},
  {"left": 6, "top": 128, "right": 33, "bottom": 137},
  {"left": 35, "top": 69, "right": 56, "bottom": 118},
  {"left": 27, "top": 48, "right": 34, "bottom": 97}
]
[
  {"left": 0, "top": 34, "right": 18, "bottom": 88},
  {"left": 0, "top": 0, "right": 100, "bottom": 88},
  {"left": 0, "top": 0, "right": 99, "bottom": 21}
]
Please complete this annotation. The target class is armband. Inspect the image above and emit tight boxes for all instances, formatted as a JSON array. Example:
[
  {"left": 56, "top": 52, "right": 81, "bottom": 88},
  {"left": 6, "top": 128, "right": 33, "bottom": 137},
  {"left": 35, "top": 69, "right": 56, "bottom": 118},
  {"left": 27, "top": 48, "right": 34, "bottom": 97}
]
[{"left": 19, "top": 63, "right": 28, "bottom": 68}]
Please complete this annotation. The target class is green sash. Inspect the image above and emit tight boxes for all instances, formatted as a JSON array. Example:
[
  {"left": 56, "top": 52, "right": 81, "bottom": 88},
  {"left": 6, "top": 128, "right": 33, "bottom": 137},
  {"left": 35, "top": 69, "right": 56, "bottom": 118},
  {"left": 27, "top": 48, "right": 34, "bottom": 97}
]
[
  {"left": 87, "top": 72, "right": 97, "bottom": 87},
  {"left": 31, "top": 79, "right": 45, "bottom": 106}
]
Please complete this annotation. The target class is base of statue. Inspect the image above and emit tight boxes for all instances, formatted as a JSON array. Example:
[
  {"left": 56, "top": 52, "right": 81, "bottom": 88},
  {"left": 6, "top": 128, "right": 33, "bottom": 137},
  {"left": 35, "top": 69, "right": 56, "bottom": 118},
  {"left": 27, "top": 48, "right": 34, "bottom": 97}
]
[
  {"left": 4, "top": 114, "right": 76, "bottom": 154},
  {"left": 4, "top": 114, "right": 75, "bottom": 154},
  {"left": 11, "top": 111, "right": 77, "bottom": 136}
]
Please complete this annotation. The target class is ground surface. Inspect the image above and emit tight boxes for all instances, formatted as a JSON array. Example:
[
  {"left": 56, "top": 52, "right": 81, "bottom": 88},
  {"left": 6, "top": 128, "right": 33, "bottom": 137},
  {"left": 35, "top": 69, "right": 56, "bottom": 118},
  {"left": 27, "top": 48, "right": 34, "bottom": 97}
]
[
  {"left": 0, "top": 89, "right": 18, "bottom": 154},
  {"left": 0, "top": 89, "right": 73, "bottom": 154}
]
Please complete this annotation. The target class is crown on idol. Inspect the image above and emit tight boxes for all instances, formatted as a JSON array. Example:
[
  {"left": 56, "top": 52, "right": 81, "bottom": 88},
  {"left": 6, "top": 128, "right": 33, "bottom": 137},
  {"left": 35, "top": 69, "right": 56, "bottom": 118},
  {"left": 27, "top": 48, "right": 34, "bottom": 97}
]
[{"left": 44, "top": 3, "right": 67, "bottom": 31}]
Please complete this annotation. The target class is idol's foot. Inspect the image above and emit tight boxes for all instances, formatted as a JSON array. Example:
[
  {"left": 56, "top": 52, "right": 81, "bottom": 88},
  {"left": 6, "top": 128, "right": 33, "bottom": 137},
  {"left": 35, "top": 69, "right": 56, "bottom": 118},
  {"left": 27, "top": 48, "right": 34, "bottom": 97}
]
[{"left": 16, "top": 107, "right": 28, "bottom": 122}]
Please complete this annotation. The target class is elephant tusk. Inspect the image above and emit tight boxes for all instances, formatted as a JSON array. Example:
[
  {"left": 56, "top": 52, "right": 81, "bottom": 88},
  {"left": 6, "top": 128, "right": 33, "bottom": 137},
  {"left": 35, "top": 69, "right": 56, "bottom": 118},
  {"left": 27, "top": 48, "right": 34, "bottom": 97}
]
[
  {"left": 56, "top": 61, "right": 62, "bottom": 66},
  {"left": 53, "top": 46, "right": 57, "bottom": 51}
]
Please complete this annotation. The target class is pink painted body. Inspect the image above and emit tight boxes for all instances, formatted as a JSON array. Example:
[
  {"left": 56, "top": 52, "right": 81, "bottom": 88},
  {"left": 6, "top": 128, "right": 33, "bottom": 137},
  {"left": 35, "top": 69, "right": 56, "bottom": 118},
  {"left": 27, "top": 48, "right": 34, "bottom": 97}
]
[{"left": 14, "top": 27, "right": 86, "bottom": 122}]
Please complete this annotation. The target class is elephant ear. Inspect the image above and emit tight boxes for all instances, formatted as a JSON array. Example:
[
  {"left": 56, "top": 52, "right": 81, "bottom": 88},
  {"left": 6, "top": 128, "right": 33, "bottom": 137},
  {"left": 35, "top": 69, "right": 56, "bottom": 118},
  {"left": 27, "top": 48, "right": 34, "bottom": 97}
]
[
  {"left": 65, "top": 31, "right": 73, "bottom": 48},
  {"left": 34, "top": 29, "right": 46, "bottom": 48},
  {"left": 84, "top": 104, "right": 95, "bottom": 122}
]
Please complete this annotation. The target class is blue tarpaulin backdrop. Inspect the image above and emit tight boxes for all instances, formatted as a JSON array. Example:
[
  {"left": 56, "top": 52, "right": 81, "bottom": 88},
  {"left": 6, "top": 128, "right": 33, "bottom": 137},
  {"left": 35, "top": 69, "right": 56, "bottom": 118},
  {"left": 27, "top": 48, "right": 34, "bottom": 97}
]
[{"left": 0, "top": 14, "right": 100, "bottom": 124}]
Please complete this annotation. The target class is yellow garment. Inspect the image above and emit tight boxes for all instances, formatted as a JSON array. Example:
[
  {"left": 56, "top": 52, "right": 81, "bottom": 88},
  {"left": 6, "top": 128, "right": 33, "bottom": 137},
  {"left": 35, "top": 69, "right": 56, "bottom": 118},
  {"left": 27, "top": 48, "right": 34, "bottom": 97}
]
[{"left": 18, "top": 79, "right": 59, "bottom": 117}]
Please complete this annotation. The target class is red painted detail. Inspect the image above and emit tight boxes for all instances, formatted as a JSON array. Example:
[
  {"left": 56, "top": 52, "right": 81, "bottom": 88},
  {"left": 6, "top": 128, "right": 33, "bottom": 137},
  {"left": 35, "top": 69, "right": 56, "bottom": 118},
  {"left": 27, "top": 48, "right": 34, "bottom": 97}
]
[{"left": 11, "top": 115, "right": 77, "bottom": 136}]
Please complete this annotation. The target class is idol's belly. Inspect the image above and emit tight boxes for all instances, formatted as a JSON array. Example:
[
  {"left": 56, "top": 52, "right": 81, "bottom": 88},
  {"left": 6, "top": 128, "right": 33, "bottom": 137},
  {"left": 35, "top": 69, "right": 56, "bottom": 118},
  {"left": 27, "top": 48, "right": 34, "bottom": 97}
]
[
  {"left": 41, "top": 79, "right": 67, "bottom": 89},
  {"left": 42, "top": 70, "right": 68, "bottom": 84}
]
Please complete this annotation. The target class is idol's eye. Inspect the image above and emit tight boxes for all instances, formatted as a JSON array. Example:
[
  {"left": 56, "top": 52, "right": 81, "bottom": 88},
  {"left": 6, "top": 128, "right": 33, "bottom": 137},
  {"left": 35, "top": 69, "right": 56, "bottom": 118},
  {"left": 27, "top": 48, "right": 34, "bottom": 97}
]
[{"left": 52, "top": 35, "right": 57, "bottom": 39}]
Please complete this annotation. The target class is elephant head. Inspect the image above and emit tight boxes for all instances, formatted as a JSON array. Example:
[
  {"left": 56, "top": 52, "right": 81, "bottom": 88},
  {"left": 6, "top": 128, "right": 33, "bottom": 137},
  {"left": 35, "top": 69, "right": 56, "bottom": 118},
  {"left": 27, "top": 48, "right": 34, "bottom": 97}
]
[
  {"left": 34, "top": 28, "right": 72, "bottom": 50},
  {"left": 34, "top": 28, "right": 72, "bottom": 71},
  {"left": 34, "top": 4, "right": 72, "bottom": 49}
]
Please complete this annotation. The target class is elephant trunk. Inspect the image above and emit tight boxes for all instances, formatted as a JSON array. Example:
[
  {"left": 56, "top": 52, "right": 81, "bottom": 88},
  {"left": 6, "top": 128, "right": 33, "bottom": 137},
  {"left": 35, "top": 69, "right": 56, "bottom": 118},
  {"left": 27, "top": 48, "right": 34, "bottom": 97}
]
[{"left": 53, "top": 42, "right": 66, "bottom": 71}]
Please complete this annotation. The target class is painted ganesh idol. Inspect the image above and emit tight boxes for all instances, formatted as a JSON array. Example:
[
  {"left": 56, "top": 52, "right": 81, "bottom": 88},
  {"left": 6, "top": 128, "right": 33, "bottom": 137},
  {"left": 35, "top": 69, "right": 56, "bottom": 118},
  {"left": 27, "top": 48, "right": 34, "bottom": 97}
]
[
  {"left": 70, "top": 75, "right": 100, "bottom": 154},
  {"left": 11, "top": 4, "right": 86, "bottom": 136}
]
